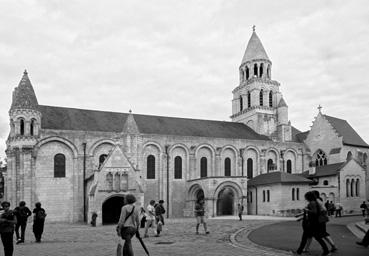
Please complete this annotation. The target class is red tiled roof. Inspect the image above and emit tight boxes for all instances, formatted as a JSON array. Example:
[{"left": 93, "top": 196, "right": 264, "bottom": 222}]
[
  {"left": 324, "top": 115, "right": 369, "bottom": 148},
  {"left": 38, "top": 105, "right": 270, "bottom": 140},
  {"left": 248, "top": 171, "right": 312, "bottom": 186}
]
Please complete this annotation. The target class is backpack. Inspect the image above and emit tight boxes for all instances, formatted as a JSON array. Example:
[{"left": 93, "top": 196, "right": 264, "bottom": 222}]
[{"left": 36, "top": 210, "right": 46, "bottom": 220}]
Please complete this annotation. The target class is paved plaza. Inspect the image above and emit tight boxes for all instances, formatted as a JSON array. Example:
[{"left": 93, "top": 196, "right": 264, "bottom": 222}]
[{"left": 3, "top": 216, "right": 368, "bottom": 256}]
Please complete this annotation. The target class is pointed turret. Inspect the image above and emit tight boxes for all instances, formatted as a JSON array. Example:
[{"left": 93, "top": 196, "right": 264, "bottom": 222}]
[
  {"left": 241, "top": 28, "right": 270, "bottom": 64},
  {"left": 278, "top": 98, "right": 288, "bottom": 108},
  {"left": 10, "top": 70, "right": 39, "bottom": 111},
  {"left": 122, "top": 110, "right": 140, "bottom": 134}
]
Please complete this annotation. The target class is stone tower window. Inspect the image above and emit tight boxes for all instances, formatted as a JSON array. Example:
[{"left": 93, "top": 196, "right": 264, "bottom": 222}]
[
  {"left": 267, "top": 159, "right": 274, "bottom": 172},
  {"left": 296, "top": 188, "right": 300, "bottom": 200},
  {"left": 200, "top": 157, "right": 207, "bottom": 178},
  {"left": 346, "top": 151, "right": 352, "bottom": 160},
  {"left": 267, "top": 65, "right": 271, "bottom": 79},
  {"left": 259, "top": 90, "right": 263, "bottom": 106},
  {"left": 269, "top": 91, "right": 273, "bottom": 107},
  {"left": 314, "top": 150, "right": 327, "bottom": 166},
  {"left": 286, "top": 160, "right": 292, "bottom": 173},
  {"left": 247, "top": 92, "right": 251, "bottom": 108},
  {"left": 224, "top": 158, "right": 231, "bottom": 177},
  {"left": 259, "top": 63, "right": 264, "bottom": 77},
  {"left": 247, "top": 158, "right": 253, "bottom": 178},
  {"left": 20, "top": 119, "right": 25, "bottom": 135},
  {"left": 54, "top": 153, "right": 66, "bottom": 178},
  {"left": 350, "top": 178, "right": 354, "bottom": 197},
  {"left": 147, "top": 155, "right": 155, "bottom": 179},
  {"left": 174, "top": 156, "right": 182, "bottom": 179},
  {"left": 263, "top": 190, "right": 265, "bottom": 202},
  {"left": 323, "top": 180, "right": 328, "bottom": 186},
  {"left": 239, "top": 96, "right": 243, "bottom": 111},
  {"left": 355, "top": 179, "right": 360, "bottom": 196},
  {"left": 346, "top": 179, "right": 350, "bottom": 197},
  {"left": 267, "top": 190, "right": 270, "bottom": 202},
  {"left": 246, "top": 67, "right": 249, "bottom": 80},
  {"left": 253, "top": 63, "right": 258, "bottom": 77},
  {"left": 30, "top": 119, "right": 35, "bottom": 136}
]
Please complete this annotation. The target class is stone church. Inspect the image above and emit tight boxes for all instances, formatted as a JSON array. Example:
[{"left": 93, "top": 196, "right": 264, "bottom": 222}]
[{"left": 5, "top": 29, "right": 369, "bottom": 225}]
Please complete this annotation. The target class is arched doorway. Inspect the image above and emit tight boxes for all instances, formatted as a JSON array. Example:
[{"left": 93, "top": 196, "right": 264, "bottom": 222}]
[
  {"left": 196, "top": 189, "right": 204, "bottom": 201},
  {"left": 217, "top": 187, "right": 234, "bottom": 215},
  {"left": 102, "top": 195, "right": 125, "bottom": 225}
]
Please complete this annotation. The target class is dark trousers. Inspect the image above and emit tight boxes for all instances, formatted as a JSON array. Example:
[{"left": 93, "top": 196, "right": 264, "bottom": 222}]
[
  {"left": 1, "top": 232, "right": 14, "bottom": 256},
  {"left": 362, "top": 229, "right": 369, "bottom": 246},
  {"left": 120, "top": 226, "right": 137, "bottom": 256},
  {"left": 297, "top": 229, "right": 329, "bottom": 254},
  {"left": 15, "top": 221, "right": 27, "bottom": 241},
  {"left": 33, "top": 221, "right": 44, "bottom": 242},
  {"left": 238, "top": 213, "right": 242, "bottom": 220},
  {"left": 335, "top": 210, "right": 342, "bottom": 217}
]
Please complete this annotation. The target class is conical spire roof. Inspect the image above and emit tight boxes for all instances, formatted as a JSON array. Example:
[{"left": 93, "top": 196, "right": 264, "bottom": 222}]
[
  {"left": 122, "top": 110, "right": 140, "bottom": 134},
  {"left": 10, "top": 70, "right": 38, "bottom": 111},
  {"left": 241, "top": 28, "right": 270, "bottom": 64},
  {"left": 278, "top": 97, "right": 288, "bottom": 108}
]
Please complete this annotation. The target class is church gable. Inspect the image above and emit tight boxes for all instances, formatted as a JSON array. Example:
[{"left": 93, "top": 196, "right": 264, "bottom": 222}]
[
  {"left": 305, "top": 113, "right": 343, "bottom": 161},
  {"left": 95, "top": 145, "right": 143, "bottom": 193}
]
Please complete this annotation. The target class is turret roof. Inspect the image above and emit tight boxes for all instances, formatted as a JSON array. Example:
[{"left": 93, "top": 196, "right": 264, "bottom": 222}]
[
  {"left": 278, "top": 98, "right": 288, "bottom": 107},
  {"left": 241, "top": 30, "right": 270, "bottom": 64},
  {"left": 10, "top": 70, "right": 38, "bottom": 111}
]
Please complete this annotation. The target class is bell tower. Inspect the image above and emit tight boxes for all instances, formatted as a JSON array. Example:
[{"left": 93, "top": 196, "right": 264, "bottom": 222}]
[
  {"left": 6, "top": 70, "right": 41, "bottom": 205},
  {"left": 231, "top": 27, "right": 291, "bottom": 141}
]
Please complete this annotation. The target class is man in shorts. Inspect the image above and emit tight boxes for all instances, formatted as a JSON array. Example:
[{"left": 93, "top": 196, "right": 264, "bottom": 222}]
[{"left": 194, "top": 198, "right": 209, "bottom": 235}]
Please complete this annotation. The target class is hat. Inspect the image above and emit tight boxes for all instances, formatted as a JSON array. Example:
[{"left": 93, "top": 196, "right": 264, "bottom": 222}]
[{"left": 1, "top": 201, "right": 10, "bottom": 207}]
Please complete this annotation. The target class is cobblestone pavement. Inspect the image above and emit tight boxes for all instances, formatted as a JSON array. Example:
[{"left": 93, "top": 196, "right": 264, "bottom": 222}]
[{"left": 7, "top": 218, "right": 291, "bottom": 256}]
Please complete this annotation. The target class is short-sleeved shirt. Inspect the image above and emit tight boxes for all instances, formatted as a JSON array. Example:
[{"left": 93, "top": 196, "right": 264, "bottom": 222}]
[
  {"left": 194, "top": 203, "right": 205, "bottom": 217},
  {"left": 146, "top": 204, "right": 156, "bottom": 220}
]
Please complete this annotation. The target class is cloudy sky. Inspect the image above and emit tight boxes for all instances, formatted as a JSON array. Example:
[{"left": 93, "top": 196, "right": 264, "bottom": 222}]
[{"left": 0, "top": 0, "right": 369, "bottom": 160}]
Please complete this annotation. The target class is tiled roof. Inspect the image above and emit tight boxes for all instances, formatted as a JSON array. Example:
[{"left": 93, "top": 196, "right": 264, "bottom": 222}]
[
  {"left": 38, "top": 105, "right": 270, "bottom": 140},
  {"left": 324, "top": 115, "right": 369, "bottom": 148},
  {"left": 241, "top": 31, "right": 270, "bottom": 64},
  {"left": 330, "top": 148, "right": 341, "bottom": 154},
  {"left": 247, "top": 171, "right": 312, "bottom": 186},
  {"left": 301, "top": 162, "right": 345, "bottom": 178}
]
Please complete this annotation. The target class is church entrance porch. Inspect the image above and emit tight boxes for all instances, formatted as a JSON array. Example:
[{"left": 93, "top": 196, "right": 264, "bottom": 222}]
[
  {"left": 102, "top": 195, "right": 125, "bottom": 225},
  {"left": 216, "top": 187, "right": 234, "bottom": 215}
]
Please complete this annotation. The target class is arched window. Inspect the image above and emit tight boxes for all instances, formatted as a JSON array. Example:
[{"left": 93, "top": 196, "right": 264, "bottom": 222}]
[
  {"left": 106, "top": 173, "right": 113, "bottom": 190},
  {"left": 247, "top": 92, "right": 251, "bottom": 108},
  {"left": 30, "top": 119, "right": 35, "bottom": 136},
  {"left": 254, "top": 63, "right": 258, "bottom": 77},
  {"left": 346, "top": 151, "right": 352, "bottom": 160},
  {"left": 346, "top": 179, "right": 350, "bottom": 197},
  {"left": 54, "top": 153, "right": 66, "bottom": 178},
  {"left": 356, "top": 179, "right": 360, "bottom": 197},
  {"left": 147, "top": 155, "right": 155, "bottom": 179},
  {"left": 174, "top": 156, "right": 182, "bottom": 179},
  {"left": 239, "top": 96, "right": 243, "bottom": 111},
  {"left": 364, "top": 153, "right": 368, "bottom": 165},
  {"left": 267, "top": 190, "right": 270, "bottom": 202},
  {"left": 292, "top": 188, "right": 295, "bottom": 201},
  {"left": 323, "top": 180, "right": 328, "bottom": 186},
  {"left": 20, "top": 119, "right": 25, "bottom": 135},
  {"left": 350, "top": 178, "right": 354, "bottom": 197},
  {"left": 247, "top": 158, "right": 253, "bottom": 178},
  {"left": 259, "top": 63, "right": 264, "bottom": 77},
  {"left": 263, "top": 190, "right": 265, "bottom": 202},
  {"left": 99, "top": 154, "right": 108, "bottom": 169},
  {"left": 269, "top": 91, "right": 273, "bottom": 107},
  {"left": 286, "top": 160, "right": 292, "bottom": 173},
  {"left": 224, "top": 158, "right": 231, "bottom": 176},
  {"left": 114, "top": 173, "right": 120, "bottom": 191},
  {"left": 267, "top": 159, "right": 274, "bottom": 172},
  {"left": 240, "top": 70, "right": 244, "bottom": 81},
  {"left": 259, "top": 90, "right": 263, "bottom": 106},
  {"left": 267, "top": 65, "right": 271, "bottom": 79},
  {"left": 200, "top": 157, "right": 207, "bottom": 178},
  {"left": 246, "top": 67, "right": 249, "bottom": 80},
  {"left": 296, "top": 188, "right": 300, "bottom": 200},
  {"left": 315, "top": 150, "right": 327, "bottom": 167},
  {"left": 250, "top": 191, "right": 252, "bottom": 203}
]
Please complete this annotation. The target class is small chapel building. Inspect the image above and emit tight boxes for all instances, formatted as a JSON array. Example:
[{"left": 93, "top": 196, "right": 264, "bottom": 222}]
[{"left": 4, "top": 28, "right": 369, "bottom": 225}]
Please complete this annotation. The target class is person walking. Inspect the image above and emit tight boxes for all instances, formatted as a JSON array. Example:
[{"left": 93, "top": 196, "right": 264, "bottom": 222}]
[
  {"left": 335, "top": 203, "right": 342, "bottom": 218},
  {"left": 32, "top": 202, "right": 46, "bottom": 243},
  {"left": 0, "top": 201, "right": 17, "bottom": 256},
  {"left": 144, "top": 200, "right": 157, "bottom": 238},
  {"left": 360, "top": 201, "right": 368, "bottom": 217},
  {"left": 155, "top": 200, "right": 165, "bottom": 236},
  {"left": 13, "top": 201, "right": 32, "bottom": 244},
  {"left": 237, "top": 203, "right": 244, "bottom": 221},
  {"left": 194, "top": 198, "right": 209, "bottom": 235},
  {"left": 294, "top": 192, "right": 330, "bottom": 256},
  {"left": 304, "top": 191, "right": 337, "bottom": 253},
  {"left": 116, "top": 194, "right": 140, "bottom": 256}
]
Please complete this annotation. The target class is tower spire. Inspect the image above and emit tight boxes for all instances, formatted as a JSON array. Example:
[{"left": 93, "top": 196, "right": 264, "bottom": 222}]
[{"left": 10, "top": 70, "right": 39, "bottom": 111}]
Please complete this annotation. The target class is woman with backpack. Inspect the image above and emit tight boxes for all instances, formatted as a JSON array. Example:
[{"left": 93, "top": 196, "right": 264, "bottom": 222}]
[{"left": 32, "top": 202, "right": 46, "bottom": 243}]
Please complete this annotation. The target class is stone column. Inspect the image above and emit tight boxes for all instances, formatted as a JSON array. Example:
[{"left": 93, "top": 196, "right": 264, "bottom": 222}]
[{"left": 189, "top": 153, "right": 196, "bottom": 180}]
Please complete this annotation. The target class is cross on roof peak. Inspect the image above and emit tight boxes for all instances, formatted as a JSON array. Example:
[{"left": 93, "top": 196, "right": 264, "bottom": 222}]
[
  {"left": 252, "top": 25, "right": 256, "bottom": 32},
  {"left": 318, "top": 105, "right": 322, "bottom": 113}
]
